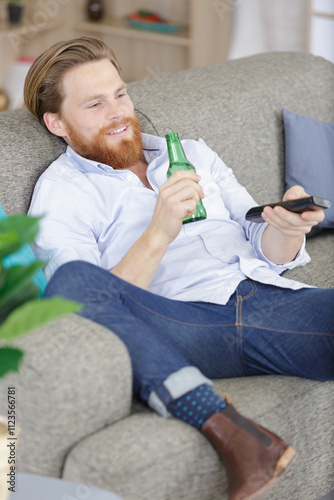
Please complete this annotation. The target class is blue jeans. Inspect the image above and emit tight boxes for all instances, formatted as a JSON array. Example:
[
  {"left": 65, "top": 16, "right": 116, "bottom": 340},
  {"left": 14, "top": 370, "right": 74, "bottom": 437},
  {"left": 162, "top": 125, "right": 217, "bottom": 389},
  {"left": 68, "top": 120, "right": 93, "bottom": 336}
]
[{"left": 45, "top": 261, "right": 334, "bottom": 413}]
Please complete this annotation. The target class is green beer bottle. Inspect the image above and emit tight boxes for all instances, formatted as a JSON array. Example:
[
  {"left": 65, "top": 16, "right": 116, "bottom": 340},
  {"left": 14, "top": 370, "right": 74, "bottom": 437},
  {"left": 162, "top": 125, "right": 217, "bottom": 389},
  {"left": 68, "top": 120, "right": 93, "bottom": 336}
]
[{"left": 166, "top": 132, "right": 207, "bottom": 224}]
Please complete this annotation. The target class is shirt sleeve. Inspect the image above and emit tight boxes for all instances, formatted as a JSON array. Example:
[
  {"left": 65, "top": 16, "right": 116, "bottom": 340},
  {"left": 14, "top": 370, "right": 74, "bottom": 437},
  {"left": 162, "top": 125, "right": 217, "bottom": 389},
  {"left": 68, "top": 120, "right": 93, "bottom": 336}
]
[
  {"left": 28, "top": 177, "right": 101, "bottom": 281},
  {"left": 198, "top": 140, "right": 311, "bottom": 272},
  {"left": 251, "top": 222, "right": 311, "bottom": 271}
]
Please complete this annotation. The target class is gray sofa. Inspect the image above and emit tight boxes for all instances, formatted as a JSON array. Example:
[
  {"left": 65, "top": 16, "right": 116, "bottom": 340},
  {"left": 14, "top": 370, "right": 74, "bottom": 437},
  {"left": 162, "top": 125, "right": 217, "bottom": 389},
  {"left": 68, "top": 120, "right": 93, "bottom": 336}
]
[{"left": 0, "top": 52, "right": 333, "bottom": 500}]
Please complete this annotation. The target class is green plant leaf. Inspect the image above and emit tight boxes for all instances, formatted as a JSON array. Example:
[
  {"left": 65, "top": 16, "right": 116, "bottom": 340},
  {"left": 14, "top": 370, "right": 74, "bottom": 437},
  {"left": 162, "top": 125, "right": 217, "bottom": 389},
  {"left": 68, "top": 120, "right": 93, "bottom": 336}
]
[
  {"left": 0, "top": 296, "right": 82, "bottom": 342},
  {"left": 0, "top": 347, "right": 23, "bottom": 378},
  {"left": 0, "top": 281, "right": 40, "bottom": 325},
  {"left": 0, "top": 216, "right": 41, "bottom": 260},
  {"left": 0, "top": 262, "right": 44, "bottom": 322},
  {"left": 0, "top": 261, "right": 44, "bottom": 302}
]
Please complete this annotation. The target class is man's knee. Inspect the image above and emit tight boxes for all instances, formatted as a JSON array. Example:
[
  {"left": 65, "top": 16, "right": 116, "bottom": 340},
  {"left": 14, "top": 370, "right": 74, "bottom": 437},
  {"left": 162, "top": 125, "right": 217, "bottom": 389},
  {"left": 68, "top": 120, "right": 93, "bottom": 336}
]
[{"left": 44, "top": 260, "right": 99, "bottom": 298}]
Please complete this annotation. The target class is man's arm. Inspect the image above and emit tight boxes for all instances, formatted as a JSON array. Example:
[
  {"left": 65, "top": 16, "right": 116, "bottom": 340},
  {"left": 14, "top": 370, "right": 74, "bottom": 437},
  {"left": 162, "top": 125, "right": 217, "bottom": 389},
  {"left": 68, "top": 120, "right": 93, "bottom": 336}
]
[
  {"left": 110, "top": 170, "right": 204, "bottom": 289},
  {"left": 261, "top": 185, "right": 325, "bottom": 265}
]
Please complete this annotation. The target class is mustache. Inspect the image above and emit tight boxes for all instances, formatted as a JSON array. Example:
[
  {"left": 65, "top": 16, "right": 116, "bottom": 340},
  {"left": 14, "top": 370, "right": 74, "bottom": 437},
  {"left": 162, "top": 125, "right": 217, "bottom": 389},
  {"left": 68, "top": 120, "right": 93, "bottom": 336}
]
[{"left": 98, "top": 117, "right": 139, "bottom": 139}]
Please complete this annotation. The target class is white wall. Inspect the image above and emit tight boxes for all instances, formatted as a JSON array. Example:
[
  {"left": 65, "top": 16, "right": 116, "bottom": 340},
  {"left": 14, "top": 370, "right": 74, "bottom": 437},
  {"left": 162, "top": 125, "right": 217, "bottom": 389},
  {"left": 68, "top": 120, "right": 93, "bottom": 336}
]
[
  {"left": 228, "top": 0, "right": 334, "bottom": 64},
  {"left": 309, "top": 0, "right": 334, "bottom": 63}
]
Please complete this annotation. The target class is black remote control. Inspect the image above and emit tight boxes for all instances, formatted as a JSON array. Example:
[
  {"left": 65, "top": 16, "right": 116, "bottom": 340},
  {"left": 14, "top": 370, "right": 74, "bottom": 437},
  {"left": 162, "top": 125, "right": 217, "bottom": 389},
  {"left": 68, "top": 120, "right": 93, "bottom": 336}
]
[{"left": 245, "top": 196, "right": 331, "bottom": 223}]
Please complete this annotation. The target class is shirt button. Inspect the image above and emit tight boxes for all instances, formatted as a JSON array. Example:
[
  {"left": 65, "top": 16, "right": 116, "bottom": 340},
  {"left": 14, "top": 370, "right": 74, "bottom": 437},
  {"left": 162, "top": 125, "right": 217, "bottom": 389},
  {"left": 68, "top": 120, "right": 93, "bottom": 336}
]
[
  {"left": 203, "top": 233, "right": 209, "bottom": 239},
  {"left": 126, "top": 174, "right": 134, "bottom": 181}
]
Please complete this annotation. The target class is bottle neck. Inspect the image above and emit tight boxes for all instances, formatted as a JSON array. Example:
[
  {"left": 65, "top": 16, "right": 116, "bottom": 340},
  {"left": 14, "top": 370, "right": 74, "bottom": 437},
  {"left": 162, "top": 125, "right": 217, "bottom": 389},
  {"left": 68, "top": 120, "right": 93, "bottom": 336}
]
[{"left": 166, "top": 133, "right": 188, "bottom": 164}]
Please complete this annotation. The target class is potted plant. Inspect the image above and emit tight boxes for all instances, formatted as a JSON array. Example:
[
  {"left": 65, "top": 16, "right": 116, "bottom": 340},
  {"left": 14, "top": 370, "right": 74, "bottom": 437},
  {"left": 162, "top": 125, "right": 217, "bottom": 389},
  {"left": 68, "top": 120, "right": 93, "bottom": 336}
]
[{"left": 0, "top": 214, "right": 80, "bottom": 500}]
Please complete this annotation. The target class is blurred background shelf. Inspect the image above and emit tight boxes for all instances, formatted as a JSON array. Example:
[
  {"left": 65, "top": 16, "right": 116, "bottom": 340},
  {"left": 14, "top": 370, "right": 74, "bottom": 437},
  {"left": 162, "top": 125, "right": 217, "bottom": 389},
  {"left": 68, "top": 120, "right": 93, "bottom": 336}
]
[
  {"left": 1, "top": 0, "right": 333, "bottom": 110},
  {"left": 73, "top": 16, "right": 192, "bottom": 47},
  {"left": 0, "top": 0, "right": 233, "bottom": 84},
  {"left": 0, "top": 19, "right": 62, "bottom": 38}
]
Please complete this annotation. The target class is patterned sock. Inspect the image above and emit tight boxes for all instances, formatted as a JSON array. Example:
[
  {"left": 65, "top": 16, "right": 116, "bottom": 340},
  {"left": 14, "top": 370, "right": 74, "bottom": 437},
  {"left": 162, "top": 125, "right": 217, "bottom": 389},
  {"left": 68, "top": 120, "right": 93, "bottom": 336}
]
[{"left": 166, "top": 384, "right": 227, "bottom": 429}]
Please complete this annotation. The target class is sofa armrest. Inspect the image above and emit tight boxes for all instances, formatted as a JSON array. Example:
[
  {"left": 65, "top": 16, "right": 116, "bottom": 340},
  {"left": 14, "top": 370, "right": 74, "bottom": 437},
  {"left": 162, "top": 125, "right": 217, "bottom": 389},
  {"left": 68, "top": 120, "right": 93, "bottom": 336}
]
[{"left": 0, "top": 314, "right": 132, "bottom": 477}]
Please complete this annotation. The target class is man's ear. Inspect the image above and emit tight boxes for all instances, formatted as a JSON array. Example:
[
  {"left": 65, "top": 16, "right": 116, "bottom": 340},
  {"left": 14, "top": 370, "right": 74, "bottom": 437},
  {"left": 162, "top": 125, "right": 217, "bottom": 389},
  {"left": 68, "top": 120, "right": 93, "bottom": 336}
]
[{"left": 43, "top": 112, "right": 67, "bottom": 138}]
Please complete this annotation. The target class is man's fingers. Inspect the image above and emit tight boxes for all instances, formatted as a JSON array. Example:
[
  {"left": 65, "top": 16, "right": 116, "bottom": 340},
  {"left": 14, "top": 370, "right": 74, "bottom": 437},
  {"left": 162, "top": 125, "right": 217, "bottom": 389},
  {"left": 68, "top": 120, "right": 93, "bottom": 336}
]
[
  {"left": 283, "top": 184, "right": 308, "bottom": 201},
  {"left": 160, "top": 175, "right": 204, "bottom": 204},
  {"left": 272, "top": 205, "right": 325, "bottom": 225},
  {"left": 159, "top": 184, "right": 201, "bottom": 216},
  {"left": 162, "top": 170, "right": 202, "bottom": 193},
  {"left": 262, "top": 206, "right": 320, "bottom": 237},
  {"left": 166, "top": 170, "right": 201, "bottom": 184},
  {"left": 300, "top": 208, "right": 325, "bottom": 223}
]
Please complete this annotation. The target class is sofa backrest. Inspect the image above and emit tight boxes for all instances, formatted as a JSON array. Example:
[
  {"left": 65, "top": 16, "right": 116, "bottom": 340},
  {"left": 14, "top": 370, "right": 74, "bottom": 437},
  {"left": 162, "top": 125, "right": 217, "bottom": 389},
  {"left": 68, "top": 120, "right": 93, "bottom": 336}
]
[
  {"left": 1, "top": 51, "right": 333, "bottom": 215},
  {"left": 128, "top": 52, "right": 334, "bottom": 204},
  {"left": 0, "top": 109, "right": 66, "bottom": 215}
]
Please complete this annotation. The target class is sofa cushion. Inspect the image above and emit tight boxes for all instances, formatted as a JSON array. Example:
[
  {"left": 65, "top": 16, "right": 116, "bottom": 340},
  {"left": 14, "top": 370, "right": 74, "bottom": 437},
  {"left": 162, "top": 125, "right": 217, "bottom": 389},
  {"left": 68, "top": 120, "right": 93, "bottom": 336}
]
[
  {"left": 62, "top": 375, "right": 334, "bottom": 500},
  {"left": 283, "top": 108, "right": 334, "bottom": 228},
  {"left": 128, "top": 52, "right": 334, "bottom": 207},
  {"left": 0, "top": 108, "right": 66, "bottom": 215},
  {"left": 0, "top": 315, "right": 132, "bottom": 478}
]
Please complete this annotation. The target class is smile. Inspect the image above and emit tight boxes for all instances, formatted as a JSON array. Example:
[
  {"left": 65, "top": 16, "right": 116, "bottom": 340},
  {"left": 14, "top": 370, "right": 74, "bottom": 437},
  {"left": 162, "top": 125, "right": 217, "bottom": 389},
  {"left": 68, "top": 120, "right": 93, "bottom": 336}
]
[{"left": 107, "top": 125, "right": 128, "bottom": 136}]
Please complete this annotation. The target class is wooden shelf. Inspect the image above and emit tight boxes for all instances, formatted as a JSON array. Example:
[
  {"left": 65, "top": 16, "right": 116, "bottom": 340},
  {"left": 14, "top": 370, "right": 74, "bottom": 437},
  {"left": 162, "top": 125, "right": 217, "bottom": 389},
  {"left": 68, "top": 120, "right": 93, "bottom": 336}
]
[
  {"left": 0, "top": 0, "right": 233, "bottom": 88},
  {"left": 0, "top": 18, "right": 62, "bottom": 39},
  {"left": 73, "top": 17, "right": 192, "bottom": 47}
]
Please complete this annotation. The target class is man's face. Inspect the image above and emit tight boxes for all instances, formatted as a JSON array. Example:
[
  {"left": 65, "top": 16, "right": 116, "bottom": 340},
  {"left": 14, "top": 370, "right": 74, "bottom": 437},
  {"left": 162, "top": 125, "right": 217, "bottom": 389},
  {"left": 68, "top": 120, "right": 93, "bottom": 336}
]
[{"left": 56, "top": 59, "right": 144, "bottom": 169}]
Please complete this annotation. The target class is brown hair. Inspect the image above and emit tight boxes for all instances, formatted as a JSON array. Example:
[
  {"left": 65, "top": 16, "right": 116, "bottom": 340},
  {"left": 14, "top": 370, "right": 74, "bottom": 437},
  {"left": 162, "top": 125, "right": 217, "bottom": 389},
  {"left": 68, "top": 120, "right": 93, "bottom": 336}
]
[{"left": 24, "top": 36, "right": 123, "bottom": 128}]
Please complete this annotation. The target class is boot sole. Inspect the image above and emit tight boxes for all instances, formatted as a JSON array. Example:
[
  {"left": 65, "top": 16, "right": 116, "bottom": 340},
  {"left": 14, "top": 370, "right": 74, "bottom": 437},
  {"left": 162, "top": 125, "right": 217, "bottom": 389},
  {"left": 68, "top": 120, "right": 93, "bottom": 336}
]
[{"left": 242, "top": 446, "right": 297, "bottom": 500}]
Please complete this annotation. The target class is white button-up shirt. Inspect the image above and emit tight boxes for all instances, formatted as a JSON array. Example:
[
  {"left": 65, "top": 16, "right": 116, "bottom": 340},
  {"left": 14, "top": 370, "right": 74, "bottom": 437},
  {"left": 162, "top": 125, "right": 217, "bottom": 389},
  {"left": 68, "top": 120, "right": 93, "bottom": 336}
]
[{"left": 28, "top": 133, "right": 311, "bottom": 305}]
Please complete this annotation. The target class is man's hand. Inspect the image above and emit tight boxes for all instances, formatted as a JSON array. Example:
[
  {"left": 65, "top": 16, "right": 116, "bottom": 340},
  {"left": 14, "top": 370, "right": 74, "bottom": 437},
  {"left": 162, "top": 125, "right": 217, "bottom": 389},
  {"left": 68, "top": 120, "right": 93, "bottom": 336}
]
[
  {"left": 147, "top": 170, "right": 205, "bottom": 246},
  {"left": 110, "top": 170, "right": 204, "bottom": 289},
  {"left": 261, "top": 185, "right": 325, "bottom": 238},
  {"left": 261, "top": 185, "right": 324, "bottom": 265}
]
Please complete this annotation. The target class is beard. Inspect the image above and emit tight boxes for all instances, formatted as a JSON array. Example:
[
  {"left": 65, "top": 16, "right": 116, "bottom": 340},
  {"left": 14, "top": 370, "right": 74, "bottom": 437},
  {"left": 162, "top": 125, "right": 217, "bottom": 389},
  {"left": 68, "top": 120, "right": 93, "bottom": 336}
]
[{"left": 64, "top": 115, "right": 145, "bottom": 170}]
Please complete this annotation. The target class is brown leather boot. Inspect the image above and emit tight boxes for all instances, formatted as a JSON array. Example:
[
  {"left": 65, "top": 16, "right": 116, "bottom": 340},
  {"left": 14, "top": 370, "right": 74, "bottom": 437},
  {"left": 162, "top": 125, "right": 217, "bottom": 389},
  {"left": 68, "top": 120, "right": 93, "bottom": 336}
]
[{"left": 201, "top": 398, "right": 297, "bottom": 500}]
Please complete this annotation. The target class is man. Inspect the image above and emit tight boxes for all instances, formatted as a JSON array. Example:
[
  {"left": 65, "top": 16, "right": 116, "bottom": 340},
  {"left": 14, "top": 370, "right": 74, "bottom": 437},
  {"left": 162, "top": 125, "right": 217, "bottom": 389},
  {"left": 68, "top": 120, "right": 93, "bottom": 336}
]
[{"left": 25, "top": 37, "right": 334, "bottom": 500}]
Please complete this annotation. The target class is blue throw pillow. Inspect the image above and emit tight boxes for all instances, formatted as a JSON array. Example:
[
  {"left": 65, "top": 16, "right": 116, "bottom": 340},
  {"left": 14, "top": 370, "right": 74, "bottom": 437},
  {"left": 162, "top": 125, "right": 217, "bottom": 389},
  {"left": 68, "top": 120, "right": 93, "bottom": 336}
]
[
  {"left": 0, "top": 204, "right": 48, "bottom": 294},
  {"left": 282, "top": 108, "right": 334, "bottom": 228}
]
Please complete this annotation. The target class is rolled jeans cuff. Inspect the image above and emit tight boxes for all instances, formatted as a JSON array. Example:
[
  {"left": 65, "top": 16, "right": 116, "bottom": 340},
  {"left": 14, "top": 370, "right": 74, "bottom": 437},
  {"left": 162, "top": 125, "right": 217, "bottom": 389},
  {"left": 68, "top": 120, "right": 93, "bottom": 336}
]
[{"left": 147, "top": 366, "right": 213, "bottom": 418}]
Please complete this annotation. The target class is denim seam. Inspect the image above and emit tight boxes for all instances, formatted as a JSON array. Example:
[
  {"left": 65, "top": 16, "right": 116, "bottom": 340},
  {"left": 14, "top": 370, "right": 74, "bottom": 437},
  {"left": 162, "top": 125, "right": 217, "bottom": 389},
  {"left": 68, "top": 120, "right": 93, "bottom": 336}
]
[
  {"left": 234, "top": 279, "right": 258, "bottom": 376},
  {"left": 240, "top": 280, "right": 258, "bottom": 301},
  {"left": 241, "top": 323, "right": 334, "bottom": 336},
  {"left": 236, "top": 281, "right": 333, "bottom": 336},
  {"left": 236, "top": 292, "right": 249, "bottom": 376},
  {"left": 235, "top": 280, "right": 259, "bottom": 376},
  {"left": 120, "top": 292, "right": 236, "bottom": 327}
]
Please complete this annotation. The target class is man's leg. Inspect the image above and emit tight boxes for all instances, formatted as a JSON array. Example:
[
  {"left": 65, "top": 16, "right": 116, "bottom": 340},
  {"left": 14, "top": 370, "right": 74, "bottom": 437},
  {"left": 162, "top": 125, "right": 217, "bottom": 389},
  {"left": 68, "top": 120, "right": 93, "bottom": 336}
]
[
  {"left": 45, "top": 261, "right": 297, "bottom": 500},
  {"left": 44, "top": 261, "right": 211, "bottom": 404},
  {"left": 119, "top": 278, "right": 334, "bottom": 381},
  {"left": 232, "top": 280, "right": 334, "bottom": 380}
]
